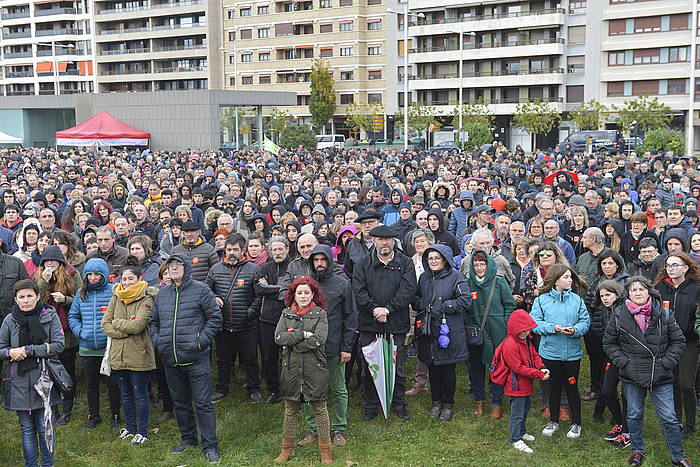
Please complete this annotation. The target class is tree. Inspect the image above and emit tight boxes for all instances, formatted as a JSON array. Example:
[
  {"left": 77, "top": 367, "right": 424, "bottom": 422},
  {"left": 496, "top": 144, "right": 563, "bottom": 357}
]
[
  {"left": 614, "top": 94, "right": 672, "bottom": 133},
  {"left": 569, "top": 99, "right": 608, "bottom": 131},
  {"left": 637, "top": 128, "right": 685, "bottom": 154},
  {"left": 279, "top": 125, "right": 317, "bottom": 150},
  {"left": 268, "top": 108, "right": 291, "bottom": 143},
  {"left": 309, "top": 59, "right": 336, "bottom": 133},
  {"left": 345, "top": 103, "right": 384, "bottom": 137},
  {"left": 454, "top": 99, "right": 494, "bottom": 148},
  {"left": 394, "top": 103, "right": 437, "bottom": 137},
  {"left": 513, "top": 99, "right": 562, "bottom": 150}
]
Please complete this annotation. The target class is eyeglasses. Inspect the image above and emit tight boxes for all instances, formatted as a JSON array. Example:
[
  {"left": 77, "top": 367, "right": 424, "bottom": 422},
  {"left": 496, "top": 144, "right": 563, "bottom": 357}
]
[
  {"left": 427, "top": 257, "right": 442, "bottom": 262},
  {"left": 538, "top": 252, "right": 554, "bottom": 258},
  {"left": 666, "top": 263, "right": 687, "bottom": 271}
]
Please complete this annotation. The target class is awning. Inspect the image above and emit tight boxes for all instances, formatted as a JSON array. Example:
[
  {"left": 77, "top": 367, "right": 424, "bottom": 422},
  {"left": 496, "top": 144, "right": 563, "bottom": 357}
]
[
  {"left": 57, "top": 62, "right": 68, "bottom": 72},
  {"left": 296, "top": 45, "right": 313, "bottom": 49},
  {"left": 36, "top": 62, "right": 53, "bottom": 72},
  {"left": 319, "top": 46, "right": 333, "bottom": 50},
  {"left": 367, "top": 19, "right": 381, "bottom": 23}
]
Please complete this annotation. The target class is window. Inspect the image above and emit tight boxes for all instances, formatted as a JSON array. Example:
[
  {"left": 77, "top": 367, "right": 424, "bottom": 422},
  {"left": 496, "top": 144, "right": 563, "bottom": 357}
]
[
  {"left": 368, "top": 69, "right": 382, "bottom": 80},
  {"left": 229, "top": 55, "right": 236, "bottom": 64},
  {"left": 567, "top": 55, "right": 585, "bottom": 73},
  {"left": 284, "top": 49, "right": 296, "bottom": 60},
  {"left": 634, "top": 16, "right": 661, "bottom": 33},
  {"left": 258, "top": 28, "right": 269, "bottom": 38},
  {"left": 368, "top": 0, "right": 381, "bottom": 4},
  {"left": 297, "top": 95, "right": 310, "bottom": 105},
  {"left": 240, "top": 29, "right": 252, "bottom": 40},
  {"left": 319, "top": 0, "right": 331, "bottom": 7},
  {"left": 367, "top": 93, "right": 382, "bottom": 104},
  {"left": 241, "top": 53, "right": 252, "bottom": 62},
  {"left": 339, "top": 0, "right": 352, "bottom": 5},
  {"left": 259, "top": 52, "right": 270, "bottom": 61},
  {"left": 339, "top": 21, "right": 353, "bottom": 31},
  {"left": 259, "top": 75, "right": 271, "bottom": 84},
  {"left": 670, "top": 13, "right": 689, "bottom": 30},
  {"left": 241, "top": 76, "right": 253, "bottom": 85},
  {"left": 320, "top": 47, "right": 332, "bottom": 57},
  {"left": 607, "top": 82, "right": 624, "bottom": 96},
  {"left": 276, "top": 23, "right": 293, "bottom": 36},
  {"left": 229, "top": 77, "right": 235, "bottom": 86},
  {"left": 608, "top": 51, "right": 626, "bottom": 65},
  {"left": 340, "top": 94, "right": 354, "bottom": 104},
  {"left": 340, "top": 47, "right": 352, "bottom": 56},
  {"left": 633, "top": 48, "right": 660, "bottom": 64},
  {"left": 228, "top": 31, "right": 236, "bottom": 41},
  {"left": 668, "top": 78, "right": 687, "bottom": 94},
  {"left": 567, "top": 85, "right": 584, "bottom": 103},
  {"left": 367, "top": 20, "right": 381, "bottom": 30},
  {"left": 668, "top": 46, "right": 688, "bottom": 62},
  {"left": 258, "top": 5, "right": 269, "bottom": 14},
  {"left": 283, "top": 2, "right": 294, "bottom": 12},
  {"left": 340, "top": 70, "right": 353, "bottom": 80},
  {"left": 608, "top": 19, "right": 626, "bottom": 35},
  {"left": 367, "top": 46, "right": 380, "bottom": 55},
  {"left": 227, "top": 10, "right": 234, "bottom": 19},
  {"left": 568, "top": 25, "right": 586, "bottom": 44},
  {"left": 320, "top": 23, "right": 332, "bottom": 33},
  {"left": 632, "top": 80, "right": 659, "bottom": 95},
  {"left": 240, "top": 7, "right": 251, "bottom": 16}
]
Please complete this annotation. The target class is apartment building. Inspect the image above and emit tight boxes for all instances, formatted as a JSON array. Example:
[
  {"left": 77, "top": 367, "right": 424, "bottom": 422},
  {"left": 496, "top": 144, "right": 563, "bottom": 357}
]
[
  {"left": 91, "top": 0, "right": 222, "bottom": 93},
  {"left": 221, "top": 0, "right": 399, "bottom": 134},
  {"left": 0, "top": 0, "right": 95, "bottom": 96}
]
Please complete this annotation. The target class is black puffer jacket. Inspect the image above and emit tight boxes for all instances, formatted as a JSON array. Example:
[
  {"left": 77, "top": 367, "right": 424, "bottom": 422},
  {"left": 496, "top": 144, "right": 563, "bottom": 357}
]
[
  {"left": 0, "top": 253, "right": 29, "bottom": 320},
  {"left": 206, "top": 257, "right": 261, "bottom": 332},
  {"left": 255, "top": 256, "right": 291, "bottom": 325},
  {"left": 277, "top": 255, "right": 345, "bottom": 301},
  {"left": 150, "top": 253, "right": 222, "bottom": 367},
  {"left": 309, "top": 245, "right": 358, "bottom": 357},
  {"left": 603, "top": 299, "right": 685, "bottom": 388},
  {"left": 352, "top": 248, "right": 417, "bottom": 334},
  {"left": 427, "top": 208, "right": 460, "bottom": 256},
  {"left": 656, "top": 278, "right": 700, "bottom": 343}
]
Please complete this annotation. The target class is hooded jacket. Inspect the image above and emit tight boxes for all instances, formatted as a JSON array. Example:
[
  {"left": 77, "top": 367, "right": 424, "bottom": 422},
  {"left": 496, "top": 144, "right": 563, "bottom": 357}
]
[
  {"left": 68, "top": 258, "right": 113, "bottom": 352},
  {"left": 308, "top": 245, "right": 358, "bottom": 357},
  {"left": 492, "top": 309, "right": 547, "bottom": 397},
  {"left": 255, "top": 255, "right": 291, "bottom": 325},
  {"left": 531, "top": 288, "right": 590, "bottom": 361},
  {"left": 150, "top": 254, "right": 223, "bottom": 367},
  {"left": 603, "top": 299, "right": 685, "bottom": 388},
  {"left": 171, "top": 236, "right": 220, "bottom": 283},
  {"left": 427, "top": 208, "right": 460, "bottom": 256},
  {"left": 620, "top": 228, "right": 658, "bottom": 266},
  {"left": 656, "top": 278, "right": 700, "bottom": 343},
  {"left": 0, "top": 252, "right": 29, "bottom": 320},
  {"left": 414, "top": 244, "right": 471, "bottom": 366},
  {"left": 466, "top": 249, "right": 517, "bottom": 365},
  {"left": 649, "top": 228, "right": 700, "bottom": 278},
  {"left": 380, "top": 188, "right": 403, "bottom": 226},
  {"left": 448, "top": 190, "right": 475, "bottom": 245},
  {"left": 206, "top": 255, "right": 261, "bottom": 332}
]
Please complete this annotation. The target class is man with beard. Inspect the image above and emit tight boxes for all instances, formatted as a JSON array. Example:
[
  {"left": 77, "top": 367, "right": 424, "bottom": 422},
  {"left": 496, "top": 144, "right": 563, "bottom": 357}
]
[
  {"left": 297, "top": 244, "right": 357, "bottom": 447},
  {"left": 172, "top": 221, "right": 219, "bottom": 282},
  {"left": 353, "top": 225, "right": 416, "bottom": 421}
]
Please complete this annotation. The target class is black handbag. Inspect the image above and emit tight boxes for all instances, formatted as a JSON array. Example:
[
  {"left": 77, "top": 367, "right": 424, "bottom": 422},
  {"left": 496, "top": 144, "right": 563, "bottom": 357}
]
[
  {"left": 414, "top": 306, "right": 432, "bottom": 337},
  {"left": 42, "top": 344, "right": 74, "bottom": 394},
  {"left": 465, "top": 277, "right": 498, "bottom": 346}
]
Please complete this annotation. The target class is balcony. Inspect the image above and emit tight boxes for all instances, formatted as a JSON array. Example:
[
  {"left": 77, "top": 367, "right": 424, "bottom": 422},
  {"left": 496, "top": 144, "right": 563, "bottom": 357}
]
[
  {"left": 99, "top": 69, "right": 151, "bottom": 76},
  {"left": 409, "top": 68, "right": 565, "bottom": 90},
  {"left": 4, "top": 31, "right": 31, "bottom": 39},
  {"left": 153, "top": 44, "right": 206, "bottom": 52},
  {"left": 5, "top": 51, "right": 33, "bottom": 58},
  {"left": 99, "top": 47, "right": 151, "bottom": 55},
  {"left": 1, "top": 12, "right": 30, "bottom": 20},
  {"left": 408, "top": 68, "right": 565, "bottom": 80},
  {"left": 36, "top": 49, "right": 86, "bottom": 57},
  {"left": 414, "top": 8, "right": 565, "bottom": 26},
  {"left": 100, "top": 27, "right": 149, "bottom": 35},
  {"left": 39, "top": 90, "right": 56, "bottom": 95},
  {"left": 411, "top": 8, "right": 565, "bottom": 37},
  {"left": 98, "top": 0, "right": 204, "bottom": 14},
  {"left": 36, "top": 28, "right": 81, "bottom": 36},
  {"left": 413, "top": 37, "right": 564, "bottom": 54},
  {"left": 7, "top": 91, "right": 34, "bottom": 96},
  {"left": 6, "top": 71, "right": 33, "bottom": 78},
  {"left": 35, "top": 8, "right": 78, "bottom": 16},
  {"left": 154, "top": 66, "right": 207, "bottom": 73},
  {"left": 152, "top": 22, "right": 206, "bottom": 31},
  {"left": 412, "top": 38, "right": 565, "bottom": 63}
]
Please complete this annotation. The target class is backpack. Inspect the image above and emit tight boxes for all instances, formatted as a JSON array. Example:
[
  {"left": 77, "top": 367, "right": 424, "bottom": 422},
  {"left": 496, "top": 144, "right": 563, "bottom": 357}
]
[{"left": 489, "top": 340, "right": 509, "bottom": 387}]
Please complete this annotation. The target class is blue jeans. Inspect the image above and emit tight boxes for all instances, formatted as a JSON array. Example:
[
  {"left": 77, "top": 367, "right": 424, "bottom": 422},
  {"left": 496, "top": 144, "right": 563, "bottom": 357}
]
[
  {"left": 467, "top": 352, "right": 504, "bottom": 405},
  {"left": 509, "top": 396, "right": 531, "bottom": 443},
  {"left": 17, "top": 409, "right": 53, "bottom": 467},
  {"left": 114, "top": 370, "right": 151, "bottom": 436},
  {"left": 623, "top": 382, "right": 686, "bottom": 462}
]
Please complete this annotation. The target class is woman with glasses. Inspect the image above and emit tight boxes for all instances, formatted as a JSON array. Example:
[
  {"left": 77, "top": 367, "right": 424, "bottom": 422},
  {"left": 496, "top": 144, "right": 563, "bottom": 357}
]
[
  {"left": 522, "top": 241, "right": 569, "bottom": 312},
  {"left": 414, "top": 244, "right": 471, "bottom": 421},
  {"left": 531, "top": 264, "right": 589, "bottom": 439},
  {"left": 655, "top": 252, "right": 700, "bottom": 440},
  {"left": 603, "top": 276, "right": 689, "bottom": 467}
]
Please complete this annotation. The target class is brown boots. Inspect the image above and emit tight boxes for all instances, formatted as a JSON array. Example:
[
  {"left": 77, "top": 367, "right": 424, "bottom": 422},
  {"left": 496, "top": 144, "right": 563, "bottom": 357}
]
[
  {"left": 273, "top": 437, "right": 295, "bottom": 463},
  {"left": 474, "top": 401, "right": 486, "bottom": 416},
  {"left": 319, "top": 438, "right": 333, "bottom": 465},
  {"left": 490, "top": 405, "right": 502, "bottom": 419}
]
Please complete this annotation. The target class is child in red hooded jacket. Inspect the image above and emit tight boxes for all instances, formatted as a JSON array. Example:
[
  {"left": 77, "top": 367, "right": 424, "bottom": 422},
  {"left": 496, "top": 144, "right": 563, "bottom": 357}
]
[{"left": 492, "top": 309, "right": 550, "bottom": 454}]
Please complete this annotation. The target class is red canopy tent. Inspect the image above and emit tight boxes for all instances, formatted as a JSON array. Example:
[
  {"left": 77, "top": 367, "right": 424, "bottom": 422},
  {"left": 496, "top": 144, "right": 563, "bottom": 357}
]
[{"left": 56, "top": 111, "right": 150, "bottom": 147}]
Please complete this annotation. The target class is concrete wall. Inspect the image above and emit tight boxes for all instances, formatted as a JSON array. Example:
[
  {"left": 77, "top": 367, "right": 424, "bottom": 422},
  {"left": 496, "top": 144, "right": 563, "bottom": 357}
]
[{"left": 0, "top": 108, "right": 74, "bottom": 147}]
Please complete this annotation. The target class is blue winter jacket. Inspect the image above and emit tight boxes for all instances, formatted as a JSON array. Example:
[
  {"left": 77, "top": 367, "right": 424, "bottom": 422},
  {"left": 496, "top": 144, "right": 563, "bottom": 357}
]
[
  {"left": 68, "top": 258, "right": 113, "bottom": 351},
  {"left": 448, "top": 190, "right": 474, "bottom": 245},
  {"left": 380, "top": 188, "right": 403, "bottom": 226},
  {"left": 530, "top": 288, "right": 590, "bottom": 361}
]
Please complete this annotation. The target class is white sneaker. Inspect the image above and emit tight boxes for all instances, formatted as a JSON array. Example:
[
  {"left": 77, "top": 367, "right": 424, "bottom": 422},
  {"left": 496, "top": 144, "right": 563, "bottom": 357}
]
[
  {"left": 542, "top": 421, "right": 559, "bottom": 437},
  {"left": 131, "top": 434, "right": 148, "bottom": 445},
  {"left": 522, "top": 433, "right": 535, "bottom": 441},
  {"left": 118, "top": 428, "right": 133, "bottom": 440},
  {"left": 512, "top": 440, "right": 533, "bottom": 453},
  {"left": 567, "top": 424, "right": 582, "bottom": 439}
]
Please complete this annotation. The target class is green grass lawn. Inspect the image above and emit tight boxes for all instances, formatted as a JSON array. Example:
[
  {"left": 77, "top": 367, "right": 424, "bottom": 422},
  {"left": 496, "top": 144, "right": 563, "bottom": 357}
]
[{"left": 1, "top": 356, "right": 698, "bottom": 466}]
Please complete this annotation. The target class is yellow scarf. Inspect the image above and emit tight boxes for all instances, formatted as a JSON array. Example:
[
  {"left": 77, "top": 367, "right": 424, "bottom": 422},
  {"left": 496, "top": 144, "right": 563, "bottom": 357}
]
[{"left": 114, "top": 281, "right": 148, "bottom": 305}]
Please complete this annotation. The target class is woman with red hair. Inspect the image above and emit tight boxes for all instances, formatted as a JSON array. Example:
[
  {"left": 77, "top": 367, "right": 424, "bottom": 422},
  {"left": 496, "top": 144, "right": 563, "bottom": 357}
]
[
  {"left": 273, "top": 277, "right": 331, "bottom": 464},
  {"left": 93, "top": 200, "right": 114, "bottom": 227}
]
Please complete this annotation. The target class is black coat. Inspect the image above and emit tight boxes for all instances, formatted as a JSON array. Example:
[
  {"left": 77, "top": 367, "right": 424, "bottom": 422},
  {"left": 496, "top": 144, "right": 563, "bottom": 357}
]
[
  {"left": 619, "top": 229, "right": 658, "bottom": 266},
  {"left": 352, "top": 248, "right": 417, "bottom": 335},
  {"left": 309, "top": 245, "right": 358, "bottom": 357},
  {"left": 414, "top": 245, "right": 471, "bottom": 366},
  {"left": 150, "top": 254, "right": 223, "bottom": 367},
  {"left": 206, "top": 257, "right": 261, "bottom": 332},
  {"left": 255, "top": 256, "right": 291, "bottom": 325},
  {"left": 0, "top": 253, "right": 29, "bottom": 320},
  {"left": 603, "top": 299, "right": 685, "bottom": 388},
  {"left": 656, "top": 278, "right": 700, "bottom": 343},
  {"left": 428, "top": 208, "right": 460, "bottom": 256}
]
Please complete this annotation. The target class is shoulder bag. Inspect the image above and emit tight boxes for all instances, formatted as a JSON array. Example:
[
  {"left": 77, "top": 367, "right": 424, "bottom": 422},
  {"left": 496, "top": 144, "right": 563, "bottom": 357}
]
[{"left": 465, "top": 277, "right": 498, "bottom": 346}]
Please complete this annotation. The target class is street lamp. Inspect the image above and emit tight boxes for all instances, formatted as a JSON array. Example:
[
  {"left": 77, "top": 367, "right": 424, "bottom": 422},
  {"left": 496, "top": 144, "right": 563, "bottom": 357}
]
[
  {"left": 386, "top": 6, "right": 424, "bottom": 151},
  {"left": 446, "top": 29, "right": 475, "bottom": 144},
  {"left": 219, "top": 46, "right": 239, "bottom": 148},
  {"left": 37, "top": 41, "right": 74, "bottom": 95}
]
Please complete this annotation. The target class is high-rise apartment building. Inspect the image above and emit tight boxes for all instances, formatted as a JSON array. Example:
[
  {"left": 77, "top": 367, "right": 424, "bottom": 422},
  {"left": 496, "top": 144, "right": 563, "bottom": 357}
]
[
  {"left": 92, "top": 0, "right": 222, "bottom": 93},
  {"left": 221, "top": 0, "right": 399, "bottom": 134},
  {"left": 0, "top": 0, "right": 96, "bottom": 96}
]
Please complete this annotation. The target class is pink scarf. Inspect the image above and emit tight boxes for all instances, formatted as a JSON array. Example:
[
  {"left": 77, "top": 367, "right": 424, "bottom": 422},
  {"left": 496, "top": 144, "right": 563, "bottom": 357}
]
[
  {"left": 248, "top": 249, "right": 269, "bottom": 266},
  {"left": 626, "top": 298, "right": 652, "bottom": 333}
]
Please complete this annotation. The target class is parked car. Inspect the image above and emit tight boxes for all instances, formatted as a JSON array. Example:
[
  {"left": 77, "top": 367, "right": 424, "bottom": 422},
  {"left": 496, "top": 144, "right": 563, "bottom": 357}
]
[
  {"left": 559, "top": 130, "right": 622, "bottom": 153},
  {"left": 430, "top": 140, "right": 460, "bottom": 153},
  {"left": 315, "top": 134, "right": 345, "bottom": 150}
]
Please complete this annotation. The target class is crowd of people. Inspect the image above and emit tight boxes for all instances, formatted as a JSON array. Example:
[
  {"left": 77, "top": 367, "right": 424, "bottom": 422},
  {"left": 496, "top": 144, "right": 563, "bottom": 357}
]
[{"left": 0, "top": 144, "right": 699, "bottom": 466}]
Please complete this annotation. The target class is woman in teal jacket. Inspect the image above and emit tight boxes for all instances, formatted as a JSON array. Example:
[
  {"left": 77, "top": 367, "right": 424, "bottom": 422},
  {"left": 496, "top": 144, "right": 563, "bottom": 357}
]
[
  {"left": 68, "top": 258, "right": 121, "bottom": 429},
  {"left": 531, "top": 264, "right": 589, "bottom": 440}
]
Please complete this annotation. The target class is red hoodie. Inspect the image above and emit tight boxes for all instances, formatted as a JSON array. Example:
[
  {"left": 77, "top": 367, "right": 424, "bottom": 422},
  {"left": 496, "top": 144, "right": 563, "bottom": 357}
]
[{"left": 494, "top": 309, "right": 547, "bottom": 397}]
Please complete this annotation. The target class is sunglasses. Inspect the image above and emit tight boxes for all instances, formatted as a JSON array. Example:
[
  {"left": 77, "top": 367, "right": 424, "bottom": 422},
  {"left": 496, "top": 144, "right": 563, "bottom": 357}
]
[{"left": 538, "top": 251, "right": 554, "bottom": 258}]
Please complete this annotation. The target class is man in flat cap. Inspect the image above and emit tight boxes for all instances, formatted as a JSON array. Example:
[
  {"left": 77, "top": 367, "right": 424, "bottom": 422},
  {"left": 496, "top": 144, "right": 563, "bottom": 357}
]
[
  {"left": 352, "top": 224, "right": 417, "bottom": 421},
  {"left": 172, "top": 220, "right": 219, "bottom": 282}
]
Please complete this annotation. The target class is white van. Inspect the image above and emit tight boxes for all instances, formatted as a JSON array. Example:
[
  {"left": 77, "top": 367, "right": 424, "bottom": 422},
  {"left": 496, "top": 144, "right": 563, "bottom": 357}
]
[{"left": 316, "top": 134, "right": 345, "bottom": 150}]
